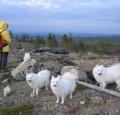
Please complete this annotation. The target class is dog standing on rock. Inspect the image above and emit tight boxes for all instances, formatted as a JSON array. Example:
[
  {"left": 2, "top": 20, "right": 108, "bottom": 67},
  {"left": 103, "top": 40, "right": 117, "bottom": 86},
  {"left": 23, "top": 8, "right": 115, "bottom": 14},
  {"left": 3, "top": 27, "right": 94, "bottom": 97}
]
[{"left": 26, "top": 70, "right": 51, "bottom": 97}]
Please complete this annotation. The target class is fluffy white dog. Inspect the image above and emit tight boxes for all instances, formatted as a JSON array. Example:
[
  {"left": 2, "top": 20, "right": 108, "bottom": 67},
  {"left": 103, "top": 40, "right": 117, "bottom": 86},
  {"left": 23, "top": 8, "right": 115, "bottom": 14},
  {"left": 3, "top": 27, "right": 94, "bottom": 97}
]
[
  {"left": 24, "top": 52, "right": 30, "bottom": 62},
  {"left": 92, "top": 64, "right": 120, "bottom": 89},
  {"left": 26, "top": 70, "right": 51, "bottom": 97},
  {"left": 50, "top": 72, "right": 76, "bottom": 104}
]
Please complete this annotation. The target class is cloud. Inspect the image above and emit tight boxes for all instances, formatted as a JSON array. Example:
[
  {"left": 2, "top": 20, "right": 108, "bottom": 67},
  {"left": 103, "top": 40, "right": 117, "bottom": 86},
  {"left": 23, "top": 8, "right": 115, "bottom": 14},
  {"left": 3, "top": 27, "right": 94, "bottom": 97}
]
[
  {"left": 1, "top": 0, "right": 120, "bottom": 11},
  {"left": 0, "top": 0, "right": 62, "bottom": 10},
  {"left": 0, "top": 0, "right": 120, "bottom": 34}
]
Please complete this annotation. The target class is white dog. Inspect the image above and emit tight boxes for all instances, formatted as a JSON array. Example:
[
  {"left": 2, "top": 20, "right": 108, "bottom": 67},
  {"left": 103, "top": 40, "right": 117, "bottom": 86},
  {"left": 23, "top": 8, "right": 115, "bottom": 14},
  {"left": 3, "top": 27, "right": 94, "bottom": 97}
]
[
  {"left": 26, "top": 70, "right": 51, "bottom": 97},
  {"left": 92, "top": 64, "right": 120, "bottom": 89},
  {"left": 50, "top": 72, "right": 76, "bottom": 104},
  {"left": 4, "top": 85, "right": 11, "bottom": 96},
  {"left": 24, "top": 52, "right": 30, "bottom": 62}
]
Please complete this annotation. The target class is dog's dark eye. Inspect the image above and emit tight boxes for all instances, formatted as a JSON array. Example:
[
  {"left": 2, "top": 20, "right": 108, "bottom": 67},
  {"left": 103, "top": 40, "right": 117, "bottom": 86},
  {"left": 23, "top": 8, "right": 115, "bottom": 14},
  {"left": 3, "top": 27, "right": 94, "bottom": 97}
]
[{"left": 53, "top": 82, "right": 54, "bottom": 83}]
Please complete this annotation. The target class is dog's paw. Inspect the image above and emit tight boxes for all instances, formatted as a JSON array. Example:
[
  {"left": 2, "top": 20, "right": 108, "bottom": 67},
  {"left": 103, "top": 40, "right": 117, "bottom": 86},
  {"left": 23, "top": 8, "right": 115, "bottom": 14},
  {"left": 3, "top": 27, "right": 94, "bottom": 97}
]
[
  {"left": 30, "top": 93, "right": 36, "bottom": 98},
  {"left": 70, "top": 95, "right": 72, "bottom": 100},
  {"left": 61, "top": 101, "right": 64, "bottom": 104},
  {"left": 56, "top": 100, "right": 59, "bottom": 103}
]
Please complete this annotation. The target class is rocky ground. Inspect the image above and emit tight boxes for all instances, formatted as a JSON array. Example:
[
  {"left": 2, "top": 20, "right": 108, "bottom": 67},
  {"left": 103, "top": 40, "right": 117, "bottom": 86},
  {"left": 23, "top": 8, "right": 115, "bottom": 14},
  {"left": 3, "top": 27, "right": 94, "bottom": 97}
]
[{"left": 0, "top": 48, "right": 120, "bottom": 115}]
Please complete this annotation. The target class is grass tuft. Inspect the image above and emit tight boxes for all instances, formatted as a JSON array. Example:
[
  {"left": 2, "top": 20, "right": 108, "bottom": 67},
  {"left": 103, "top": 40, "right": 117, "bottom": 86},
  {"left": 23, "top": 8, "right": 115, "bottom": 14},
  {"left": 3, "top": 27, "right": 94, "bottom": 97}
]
[
  {"left": 0, "top": 73, "right": 11, "bottom": 82},
  {"left": 76, "top": 84, "right": 88, "bottom": 91},
  {"left": 0, "top": 104, "right": 32, "bottom": 115},
  {"left": 91, "top": 113, "right": 100, "bottom": 115}
]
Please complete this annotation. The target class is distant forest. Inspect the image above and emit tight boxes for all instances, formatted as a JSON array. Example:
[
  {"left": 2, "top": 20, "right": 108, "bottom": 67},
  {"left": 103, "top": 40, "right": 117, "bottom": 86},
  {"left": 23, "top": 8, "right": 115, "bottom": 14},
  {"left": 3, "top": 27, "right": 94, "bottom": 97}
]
[{"left": 10, "top": 32, "right": 120, "bottom": 54}]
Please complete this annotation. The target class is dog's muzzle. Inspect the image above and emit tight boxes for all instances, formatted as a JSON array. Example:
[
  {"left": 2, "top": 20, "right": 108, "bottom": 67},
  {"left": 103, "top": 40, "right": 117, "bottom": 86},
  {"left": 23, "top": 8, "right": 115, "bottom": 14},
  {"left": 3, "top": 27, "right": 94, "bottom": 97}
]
[{"left": 98, "top": 72, "right": 102, "bottom": 76}]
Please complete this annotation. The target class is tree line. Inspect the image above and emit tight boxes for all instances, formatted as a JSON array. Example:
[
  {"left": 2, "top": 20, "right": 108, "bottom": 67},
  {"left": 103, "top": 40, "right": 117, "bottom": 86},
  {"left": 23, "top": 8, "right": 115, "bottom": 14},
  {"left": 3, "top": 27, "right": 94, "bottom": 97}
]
[{"left": 13, "top": 33, "right": 120, "bottom": 54}]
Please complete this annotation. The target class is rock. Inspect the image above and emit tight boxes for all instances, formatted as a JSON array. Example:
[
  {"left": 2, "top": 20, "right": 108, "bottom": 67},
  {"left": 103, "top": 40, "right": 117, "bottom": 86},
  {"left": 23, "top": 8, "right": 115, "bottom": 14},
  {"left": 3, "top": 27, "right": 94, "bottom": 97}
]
[
  {"left": 60, "top": 60, "right": 76, "bottom": 66},
  {"left": 81, "top": 52, "right": 98, "bottom": 60},
  {"left": 69, "top": 52, "right": 80, "bottom": 60},
  {"left": 11, "top": 59, "right": 37, "bottom": 81},
  {"left": 13, "top": 72, "right": 26, "bottom": 81},
  {"left": 41, "top": 61, "right": 62, "bottom": 75},
  {"left": 49, "top": 48, "right": 69, "bottom": 54},
  {"left": 34, "top": 47, "right": 69, "bottom": 54},
  {"left": 34, "top": 47, "right": 50, "bottom": 53},
  {"left": 51, "top": 104, "right": 69, "bottom": 114},
  {"left": 91, "top": 96, "right": 104, "bottom": 104},
  {"left": 80, "top": 100, "right": 85, "bottom": 105},
  {"left": 19, "top": 112, "right": 23, "bottom": 115},
  {"left": 61, "top": 66, "right": 78, "bottom": 74},
  {"left": 99, "top": 111, "right": 107, "bottom": 115},
  {"left": 61, "top": 65, "right": 87, "bottom": 81},
  {"left": 1, "top": 79, "right": 10, "bottom": 87},
  {"left": 53, "top": 63, "right": 63, "bottom": 75},
  {"left": 87, "top": 52, "right": 98, "bottom": 59},
  {"left": 0, "top": 98, "right": 3, "bottom": 101},
  {"left": 56, "top": 112, "right": 65, "bottom": 115},
  {"left": 69, "top": 107, "right": 77, "bottom": 114}
]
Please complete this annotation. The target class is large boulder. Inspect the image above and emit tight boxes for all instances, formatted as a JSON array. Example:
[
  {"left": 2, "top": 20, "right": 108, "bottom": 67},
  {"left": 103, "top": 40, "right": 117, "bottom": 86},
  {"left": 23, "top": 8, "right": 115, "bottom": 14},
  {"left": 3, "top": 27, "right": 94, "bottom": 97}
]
[
  {"left": 49, "top": 48, "right": 69, "bottom": 54},
  {"left": 81, "top": 52, "right": 98, "bottom": 60},
  {"left": 34, "top": 47, "right": 69, "bottom": 54},
  {"left": 61, "top": 65, "right": 87, "bottom": 81}
]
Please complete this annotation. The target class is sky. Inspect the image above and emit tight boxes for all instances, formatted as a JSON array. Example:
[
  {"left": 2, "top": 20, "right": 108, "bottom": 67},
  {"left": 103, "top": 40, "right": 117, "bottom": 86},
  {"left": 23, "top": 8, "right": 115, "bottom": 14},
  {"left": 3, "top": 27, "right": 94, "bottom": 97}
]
[{"left": 0, "top": 0, "right": 120, "bottom": 34}]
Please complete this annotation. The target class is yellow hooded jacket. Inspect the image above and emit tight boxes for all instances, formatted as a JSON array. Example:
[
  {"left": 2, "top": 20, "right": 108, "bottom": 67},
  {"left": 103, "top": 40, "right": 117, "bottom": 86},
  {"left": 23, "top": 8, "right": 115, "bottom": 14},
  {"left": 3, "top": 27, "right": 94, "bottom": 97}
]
[{"left": 0, "top": 22, "right": 11, "bottom": 52}]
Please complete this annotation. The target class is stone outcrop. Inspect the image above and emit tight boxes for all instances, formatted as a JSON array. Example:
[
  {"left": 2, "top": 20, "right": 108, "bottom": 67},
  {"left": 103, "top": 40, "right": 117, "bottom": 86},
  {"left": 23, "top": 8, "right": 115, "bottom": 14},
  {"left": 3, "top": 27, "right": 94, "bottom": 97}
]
[
  {"left": 11, "top": 59, "right": 37, "bottom": 81},
  {"left": 61, "top": 65, "right": 87, "bottom": 81},
  {"left": 34, "top": 47, "right": 69, "bottom": 54}
]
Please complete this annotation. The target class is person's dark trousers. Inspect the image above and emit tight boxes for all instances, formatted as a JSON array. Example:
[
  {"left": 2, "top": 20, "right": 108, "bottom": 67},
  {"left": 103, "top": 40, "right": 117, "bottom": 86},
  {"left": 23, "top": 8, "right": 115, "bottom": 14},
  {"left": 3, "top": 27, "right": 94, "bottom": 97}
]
[
  {"left": 0, "top": 49, "right": 2, "bottom": 70},
  {"left": 0, "top": 50, "right": 8, "bottom": 70},
  {"left": 2, "top": 52, "right": 8, "bottom": 69}
]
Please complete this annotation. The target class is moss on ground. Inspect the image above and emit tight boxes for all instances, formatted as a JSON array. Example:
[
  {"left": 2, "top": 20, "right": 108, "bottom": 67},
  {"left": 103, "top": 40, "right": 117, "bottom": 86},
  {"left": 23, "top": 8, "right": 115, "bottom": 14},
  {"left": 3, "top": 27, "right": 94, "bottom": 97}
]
[
  {"left": 76, "top": 84, "right": 88, "bottom": 91},
  {"left": 91, "top": 113, "right": 100, "bottom": 115},
  {"left": 0, "top": 73, "right": 11, "bottom": 81},
  {"left": 0, "top": 104, "right": 32, "bottom": 115}
]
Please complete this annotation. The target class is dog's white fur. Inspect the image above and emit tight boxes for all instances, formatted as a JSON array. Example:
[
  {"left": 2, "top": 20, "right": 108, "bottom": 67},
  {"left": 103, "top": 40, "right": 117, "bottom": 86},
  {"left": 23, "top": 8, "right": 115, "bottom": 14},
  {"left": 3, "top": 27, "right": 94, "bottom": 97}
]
[
  {"left": 92, "top": 63, "right": 120, "bottom": 89},
  {"left": 26, "top": 70, "right": 51, "bottom": 97},
  {"left": 24, "top": 52, "right": 30, "bottom": 62},
  {"left": 50, "top": 72, "right": 76, "bottom": 104},
  {"left": 4, "top": 85, "right": 11, "bottom": 96}
]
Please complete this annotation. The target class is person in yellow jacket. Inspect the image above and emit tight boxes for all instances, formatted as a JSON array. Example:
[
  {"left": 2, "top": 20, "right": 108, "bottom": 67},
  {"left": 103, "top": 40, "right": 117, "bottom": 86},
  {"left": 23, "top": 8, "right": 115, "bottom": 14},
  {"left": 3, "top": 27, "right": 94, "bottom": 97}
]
[{"left": 0, "top": 21, "right": 11, "bottom": 72}]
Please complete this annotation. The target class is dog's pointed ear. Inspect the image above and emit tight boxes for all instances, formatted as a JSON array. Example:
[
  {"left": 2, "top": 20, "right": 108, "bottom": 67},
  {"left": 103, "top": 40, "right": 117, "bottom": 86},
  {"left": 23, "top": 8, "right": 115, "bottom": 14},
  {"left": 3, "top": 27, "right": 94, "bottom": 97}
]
[
  {"left": 52, "top": 76, "right": 55, "bottom": 79},
  {"left": 95, "top": 64, "right": 99, "bottom": 67}
]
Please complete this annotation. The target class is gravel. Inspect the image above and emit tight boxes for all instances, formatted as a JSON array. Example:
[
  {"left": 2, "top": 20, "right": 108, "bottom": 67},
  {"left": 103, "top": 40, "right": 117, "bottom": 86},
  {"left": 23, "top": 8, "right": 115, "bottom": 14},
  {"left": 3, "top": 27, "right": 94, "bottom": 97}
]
[{"left": 0, "top": 51, "right": 120, "bottom": 115}]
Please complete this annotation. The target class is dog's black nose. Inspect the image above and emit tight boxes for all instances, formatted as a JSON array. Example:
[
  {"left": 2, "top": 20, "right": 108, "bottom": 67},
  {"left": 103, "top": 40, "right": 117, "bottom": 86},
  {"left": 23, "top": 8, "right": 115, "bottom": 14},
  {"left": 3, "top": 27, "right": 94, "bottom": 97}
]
[
  {"left": 98, "top": 72, "right": 102, "bottom": 76},
  {"left": 54, "top": 85, "right": 56, "bottom": 87}
]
